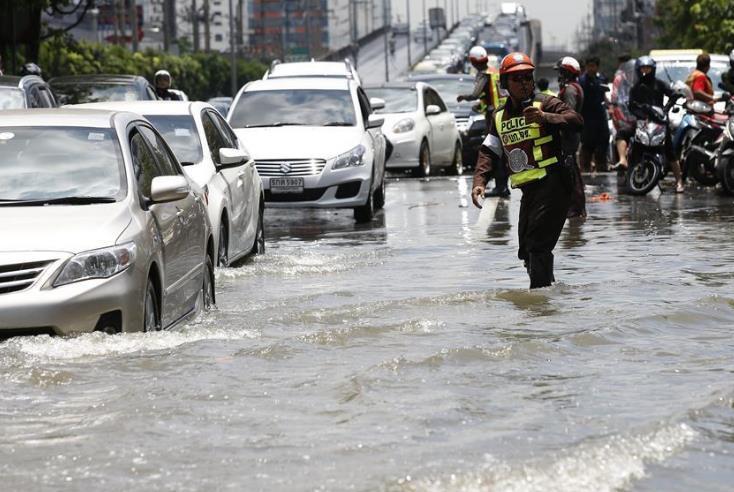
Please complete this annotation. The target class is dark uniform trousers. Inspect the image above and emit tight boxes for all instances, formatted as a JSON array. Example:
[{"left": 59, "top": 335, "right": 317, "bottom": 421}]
[{"left": 518, "top": 169, "right": 572, "bottom": 288}]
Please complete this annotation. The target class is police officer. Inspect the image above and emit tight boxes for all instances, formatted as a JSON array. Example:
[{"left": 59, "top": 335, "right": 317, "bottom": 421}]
[
  {"left": 457, "top": 46, "right": 509, "bottom": 198},
  {"left": 555, "top": 56, "right": 586, "bottom": 219},
  {"left": 153, "top": 70, "right": 182, "bottom": 101},
  {"left": 472, "top": 52, "right": 584, "bottom": 289}
]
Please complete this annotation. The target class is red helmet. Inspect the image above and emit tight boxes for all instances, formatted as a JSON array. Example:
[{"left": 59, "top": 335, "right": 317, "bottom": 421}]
[{"left": 500, "top": 52, "right": 535, "bottom": 75}]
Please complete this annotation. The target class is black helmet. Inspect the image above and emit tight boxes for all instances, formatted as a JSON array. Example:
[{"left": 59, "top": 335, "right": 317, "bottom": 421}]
[
  {"left": 635, "top": 56, "right": 656, "bottom": 79},
  {"left": 20, "top": 62, "right": 42, "bottom": 77}
]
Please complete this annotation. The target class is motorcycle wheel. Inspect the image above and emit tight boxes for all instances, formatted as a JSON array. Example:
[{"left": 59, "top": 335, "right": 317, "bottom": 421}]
[
  {"left": 626, "top": 158, "right": 661, "bottom": 195},
  {"left": 688, "top": 154, "right": 719, "bottom": 186},
  {"left": 718, "top": 156, "right": 734, "bottom": 196}
]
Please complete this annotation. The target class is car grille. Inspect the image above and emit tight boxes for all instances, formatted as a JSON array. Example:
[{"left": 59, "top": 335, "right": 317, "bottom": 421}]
[
  {"left": 255, "top": 159, "right": 327, "bottom": 177},
  {"left": 0, "top": 260, "right": 53, "bottom": 295}
]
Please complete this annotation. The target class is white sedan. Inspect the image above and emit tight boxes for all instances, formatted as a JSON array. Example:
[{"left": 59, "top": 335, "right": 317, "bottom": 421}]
[
  {"left": 75, "top": 101, "right": 265, "bottom": 267},
  {"left": 366, "top": 82, "right": 463, "bottom": 176}
]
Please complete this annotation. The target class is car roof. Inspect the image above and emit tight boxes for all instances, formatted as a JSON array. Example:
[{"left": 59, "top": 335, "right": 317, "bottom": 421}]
[
  {"left": 0, "top": 108, "right": 128, "bottom": 128},
  {"left": 245, "top": 77, "right": 352, "bottom": 91},
  {"left": 268, "top": 61, "right": 352, "bottom": 78},
  {"left": 71, "top": 100, "right": 201, "bottom": 116},
  {"left": 49, "top": 74, "right": 147, "bottom": 85}
]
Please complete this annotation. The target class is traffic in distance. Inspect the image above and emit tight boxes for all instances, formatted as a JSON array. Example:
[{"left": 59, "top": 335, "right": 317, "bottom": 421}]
[{"left": 1, "top": 6, "right": 734, "bottom": 337}]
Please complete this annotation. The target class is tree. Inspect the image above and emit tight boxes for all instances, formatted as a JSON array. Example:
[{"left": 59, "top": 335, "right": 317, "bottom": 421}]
[{"left": 655, "top": 0, "right": 734, "bottom": 53}]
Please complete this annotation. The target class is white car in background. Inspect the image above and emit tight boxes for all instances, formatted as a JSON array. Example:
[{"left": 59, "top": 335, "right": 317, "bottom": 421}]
[
  {"left": 75, "top": 101, "right": 265, "bottom": 267},
  {"left": 227, "top": 77, "right": 387, "bottom": 223},
  {"left": 263, "top": 60, "right": 362, "bottom": 86},
  {"left": 366, "top": 82, "right": 463, "bottom": 177}
]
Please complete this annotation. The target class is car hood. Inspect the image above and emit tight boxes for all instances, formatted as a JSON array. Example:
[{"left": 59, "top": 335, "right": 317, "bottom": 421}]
[
  {"left": 0, "top": 202, "right": 132, "bottom": 255},
  {"left": 233, "top": 126, "right": 364, "bottom": 160}
]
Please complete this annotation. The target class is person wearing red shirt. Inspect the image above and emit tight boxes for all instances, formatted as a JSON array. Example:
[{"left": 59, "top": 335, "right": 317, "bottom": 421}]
[{"left": 686, "top": 54, "right": 715, "bottom": 106}]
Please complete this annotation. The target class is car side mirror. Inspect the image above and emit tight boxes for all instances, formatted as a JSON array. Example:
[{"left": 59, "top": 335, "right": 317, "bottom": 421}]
[
  {"left": 150, "top": 175, "right": 190, "bottom": 203},
  {"left": 426, "top": 104, "right": 441, "bottom": 115},
  {"left": 369, "top": 97, "right": 385, "bottom": 111},
  {"left": 219, "top": 147, "right": 249, "bottom": 168},
  {"left": 367, "top": 114, "right": 384, "bottom": 129}
]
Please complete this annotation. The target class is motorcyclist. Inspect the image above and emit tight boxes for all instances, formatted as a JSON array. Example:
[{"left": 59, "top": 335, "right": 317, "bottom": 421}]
[
  {"left": 555, "top": 56, "right": 586, "bottom": 219},
  {"left": 472, "top": 52, "right": 583, "bottom": 289},
  {"left": 686, "top": 53, "right": 715, "bottom": 106},
  {"left": 720, "top": 49, "right": 734, "bottom": 94},
  {"left": 612, "top": 56, "right": 685, "bottom": 193},
  {"left": 20, "top": 62, "right": 43, "bottom": 78},
  {"left": 153, "top": 70, "right": 182, "bottom": 101},
  {"left": 457, "top": 46, "right": 509, "bottom": 197}
]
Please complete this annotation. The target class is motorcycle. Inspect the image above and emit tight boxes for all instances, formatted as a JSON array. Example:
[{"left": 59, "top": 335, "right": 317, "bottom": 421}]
[
  {"left": 624, "top": 95, "right": 684, "bottom": 195},
  {"left": 714, "top": 96, "right": 734, "bottom": 195}
]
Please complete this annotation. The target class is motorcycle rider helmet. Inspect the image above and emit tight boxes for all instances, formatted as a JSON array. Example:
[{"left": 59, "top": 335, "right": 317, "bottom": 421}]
[
  {"left": 554, "top": 56, "right": 580, "bottom": 86},
  {"left": 635, "top": 56, "right": 656, "bottom": 81},
  {"left": 468, "top": 46, "right": 488, "bottom": 65},
  {"left": 20, "top": 62, "right": 42, "bottom": 77},
  {"left": 154, "top": 69, "right": 172, "bottom": 84}
]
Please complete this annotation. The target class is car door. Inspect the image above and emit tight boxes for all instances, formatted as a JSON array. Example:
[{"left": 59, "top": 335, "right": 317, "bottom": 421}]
[
  {"left": 357, "top": 86, "right": 385, "bottom": 191},
  {"left": 432, "top": 89, "right": 456, "bottom": 162},
  {"left": 137, "top": 124, "right": 205, "bottom": 323},
  {"left": 423, "top": 88, "right": 452, "bottom": 162},
  {"left": 201, "top": 109, "right": 252, "bottom": 256}
]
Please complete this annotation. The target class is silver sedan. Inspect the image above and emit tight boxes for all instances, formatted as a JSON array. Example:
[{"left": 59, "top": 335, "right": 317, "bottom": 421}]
[{"left": 0, "top": 109, "right": 215, "bottom": 336}]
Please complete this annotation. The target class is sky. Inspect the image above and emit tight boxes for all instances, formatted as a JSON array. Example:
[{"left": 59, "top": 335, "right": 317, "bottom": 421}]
[{"left": 391, "top": 0, "right": 591, "bottom": 50}]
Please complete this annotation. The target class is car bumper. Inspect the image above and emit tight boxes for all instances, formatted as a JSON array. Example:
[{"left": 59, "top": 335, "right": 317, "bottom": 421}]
[
  {"left": 384, "top": 134, "right": 421, "bottom": 169},
  {"left": 0, "top": 267, "right": 144, "bottom": 336},
  {"left": 262, "top": 166, "right": 371, "bottom": 208}
]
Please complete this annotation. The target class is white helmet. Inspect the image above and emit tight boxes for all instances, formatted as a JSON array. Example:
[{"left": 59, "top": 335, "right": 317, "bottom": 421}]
[
  {"left": 556, "top": 56, "right": 581, "bottom": 75},
  {"left": 154, "top": 69, "right": 171, "bottom": 82},
  {"left": 468, "top": 46, "right": 488, "bottom": 64}
]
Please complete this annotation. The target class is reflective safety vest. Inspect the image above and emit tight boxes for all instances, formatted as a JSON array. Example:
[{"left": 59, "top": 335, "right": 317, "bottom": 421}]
[
  {"left": 478, "top": 70, "right": 502, "bottom": 114},
  {"left": 494, "top": 100, "right": 558, "bottom": 188}
]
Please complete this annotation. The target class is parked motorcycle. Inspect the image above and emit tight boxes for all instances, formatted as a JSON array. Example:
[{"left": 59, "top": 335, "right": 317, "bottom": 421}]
[
  {"left": 625, "top": 95, "right": 684, "bottom": 195},
  {"left": 714, "top": 96, "right": 734, "bottom": 195}
]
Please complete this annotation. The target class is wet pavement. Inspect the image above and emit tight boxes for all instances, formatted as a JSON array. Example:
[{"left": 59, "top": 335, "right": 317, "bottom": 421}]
[{"left": 2, "top": 174, "right": 734, "bottom": 491}]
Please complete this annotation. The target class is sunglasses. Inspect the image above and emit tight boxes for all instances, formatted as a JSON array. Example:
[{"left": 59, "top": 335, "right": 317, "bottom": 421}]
[{"left": 508, "top": 73, "right": 534, "bottom": 83}]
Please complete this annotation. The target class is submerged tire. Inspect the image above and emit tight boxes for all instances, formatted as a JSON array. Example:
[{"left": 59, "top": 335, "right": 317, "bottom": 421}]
[{"left": 144, "top": 279, "right": 161, "bottom": 332}]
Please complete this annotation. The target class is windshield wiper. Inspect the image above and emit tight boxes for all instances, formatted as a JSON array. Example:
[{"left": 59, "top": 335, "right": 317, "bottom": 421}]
[
  {"left": 244, "top": 122, "right": 305, "bottom": 128},
  {"left": 0, "top": 196, "right": 117, "bottom": 206},
  {"left": 322, "top": 122, "right": 354, "bottom": 126}
]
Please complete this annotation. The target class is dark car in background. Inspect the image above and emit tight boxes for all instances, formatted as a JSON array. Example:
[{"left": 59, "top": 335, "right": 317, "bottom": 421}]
[
  {"left": 0, "top": 75, "right": 57, "bottom": 110},
  {"left": 49, "top": 74, "right": 158, "bottom": 105},
  {"left": 408, "top": 73, "right": 487, "bottom": 168}
]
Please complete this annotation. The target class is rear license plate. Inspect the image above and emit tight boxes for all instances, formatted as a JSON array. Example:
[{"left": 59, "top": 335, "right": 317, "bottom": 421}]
[{"left": 270, "top": 177, "right": 304, "bottom": 194}]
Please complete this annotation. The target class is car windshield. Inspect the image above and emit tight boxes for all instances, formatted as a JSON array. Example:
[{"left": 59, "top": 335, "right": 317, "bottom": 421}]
[
  {"left": 414, "top": 79, "right": 473, "bottom": 105},
  {"left": 144, "top": 114, "right": 203, "bottom": 164},
  {"left": 0, "top": 88, "right": 26, "bottom": 109},
  {"left": 367, "top": 88, "right": 417, "bottom": 113},
  {"left": 0, "top": 126, "right": 124, "bottom": 202},
  {"left": 52, "top": 82, "right": 142, "bottom": 105},
  {"left": 656, "top": 60, "right": 727, "bottom": 94},
  {"left": 229, "top": 89, "right": 357, "bottom": 128}
]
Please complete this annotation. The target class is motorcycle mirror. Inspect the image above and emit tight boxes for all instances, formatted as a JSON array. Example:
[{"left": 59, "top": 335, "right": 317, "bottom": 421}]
[{"left": 672, "top": 106, "right": 680, "bottom": 113}]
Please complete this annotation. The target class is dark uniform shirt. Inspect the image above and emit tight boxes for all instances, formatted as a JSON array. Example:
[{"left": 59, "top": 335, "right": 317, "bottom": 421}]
[
  {"left": 578, "top": 72, "right": 607, "bottom": 123},
  {"left": 628, "top": 78, "right": 672, "bottom": 119}
]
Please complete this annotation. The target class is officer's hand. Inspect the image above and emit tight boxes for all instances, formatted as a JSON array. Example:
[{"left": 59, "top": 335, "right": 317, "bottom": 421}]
[
  {"left": 471, "top": 186, "right": 485, "bottom": 209},
  {"left": 456, "top": 95, "right": 464, "bottom": 102},
  {"left": 523, "top": 106, "right": 545, "bottom": 124}
]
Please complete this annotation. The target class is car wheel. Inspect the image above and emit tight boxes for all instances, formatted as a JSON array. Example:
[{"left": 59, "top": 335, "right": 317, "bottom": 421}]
[
  {"left": 202, "top": 254, "right": 215, "bottom": 311},
  {"left": 413, "top": 141, "right": 431, "bottom": 177},
  {"left": 354, "top": 186, "right": 375, "bottom": 223},
  {"left": 217, "top": 220, "right": 229, "bottom": 267},
  {"left": 373, "top": 176, "right": 386, "bottom": 209},
  {"left": 249, "top": 200, "right": 265, "bottom": 255},
  {"left": 144, "top": 278, "right": 161, "bottom": 332},
  {"left": 446, "top": 142, "right": 463, "bottom": 176}
]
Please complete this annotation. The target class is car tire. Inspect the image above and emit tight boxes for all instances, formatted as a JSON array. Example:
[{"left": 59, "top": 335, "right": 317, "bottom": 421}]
[
  {"left": 217, "top": 219, "right": 229, "bottom": 267},
  {"left": 249, "top": 199, "right": 265, "bottom": 256},
  {"left": 202, "top": 254, "right": 215, "bottom": 311},
  {"left": 373, "top": 176, "right": 386, "bottom": 210},
  {"left": 144, "top": 278, "right": 161, "bottom": 332},
  {"left": 413, "top": 141, "right": 431, "bottom": 177},
  {"left": 354, "top": 186, "right": 375, "bottom": 223},
  {"left": 446, "top": 142, "right": 463, "bottom": 176}
]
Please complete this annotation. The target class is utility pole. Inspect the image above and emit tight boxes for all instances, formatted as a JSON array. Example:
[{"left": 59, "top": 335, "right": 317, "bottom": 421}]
[
  {"left": 229, "top": 0, "right": 237, "bottom": 96},
  {"left": 383, "top": 0, "right": 389, "bottom": 81},
  {"left": 130, "top": 0, "right": 139, "bottom": 52},
  {"left": 406, "top": 0, "right": 411, "bottom": 68},
  {"left": 204, "top": 0, "right": 211, "bottom": 51},
  {"left": 422, "top": 0, "right": 427, "bottom": 55},
  {"left": 192, "top": 0, "right": 200, "bottom": 52}
]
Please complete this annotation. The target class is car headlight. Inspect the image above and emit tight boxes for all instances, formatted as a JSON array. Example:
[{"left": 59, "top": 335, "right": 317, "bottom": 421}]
[
  {"left": 332, "top": 144, "right": 366, "bottom": 169},
  {"left": 54, "top": 242, "right": 137, "bottom": 287},
  {"left": 392, "top": 118, "right": 415, "bottom": 133}
]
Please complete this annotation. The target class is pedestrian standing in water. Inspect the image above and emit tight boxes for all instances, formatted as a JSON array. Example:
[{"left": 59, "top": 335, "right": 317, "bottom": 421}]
[
  {"left": 472, "top": 53, "right": 583, "bottom": 289},
  {"left": 578, "top": 56, "right": 609, "bottom": 172}
]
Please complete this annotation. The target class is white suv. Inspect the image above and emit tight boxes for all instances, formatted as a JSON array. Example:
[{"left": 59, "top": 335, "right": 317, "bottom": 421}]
[
  {"left": 227, "top": 77, "right": 387, "bottom": 222},
  {"left": 263, "top": 60, "right": 362, "bottom": 86}
]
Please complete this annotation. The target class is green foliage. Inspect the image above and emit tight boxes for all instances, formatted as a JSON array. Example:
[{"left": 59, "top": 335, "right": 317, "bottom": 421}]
[
  {"left": 655, "top": 0, "right": 734, "bottom": 53},
  {"left": 38, "top": 35, "right": 268, "bottom": 99}
]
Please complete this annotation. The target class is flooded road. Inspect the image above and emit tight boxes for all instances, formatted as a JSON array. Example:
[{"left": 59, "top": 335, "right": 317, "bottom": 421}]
[{"left": 2, "top": 175, "right": 733, "bottom": 491}]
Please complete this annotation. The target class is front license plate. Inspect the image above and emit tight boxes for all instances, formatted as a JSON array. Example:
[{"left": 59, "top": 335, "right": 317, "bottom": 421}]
[{"left": 270, "top": 177, "right": 304, "bottom": 194}]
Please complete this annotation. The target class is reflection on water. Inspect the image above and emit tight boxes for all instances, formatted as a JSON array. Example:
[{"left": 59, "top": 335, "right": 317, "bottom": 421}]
[{"left": 1, "top": 175, "right": 733, "bottom": 491}]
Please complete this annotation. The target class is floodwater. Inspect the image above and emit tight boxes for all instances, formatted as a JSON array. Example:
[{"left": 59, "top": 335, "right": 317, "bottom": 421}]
[{"left": 2, "top": 175, "right": 733, "bottom": 491}]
